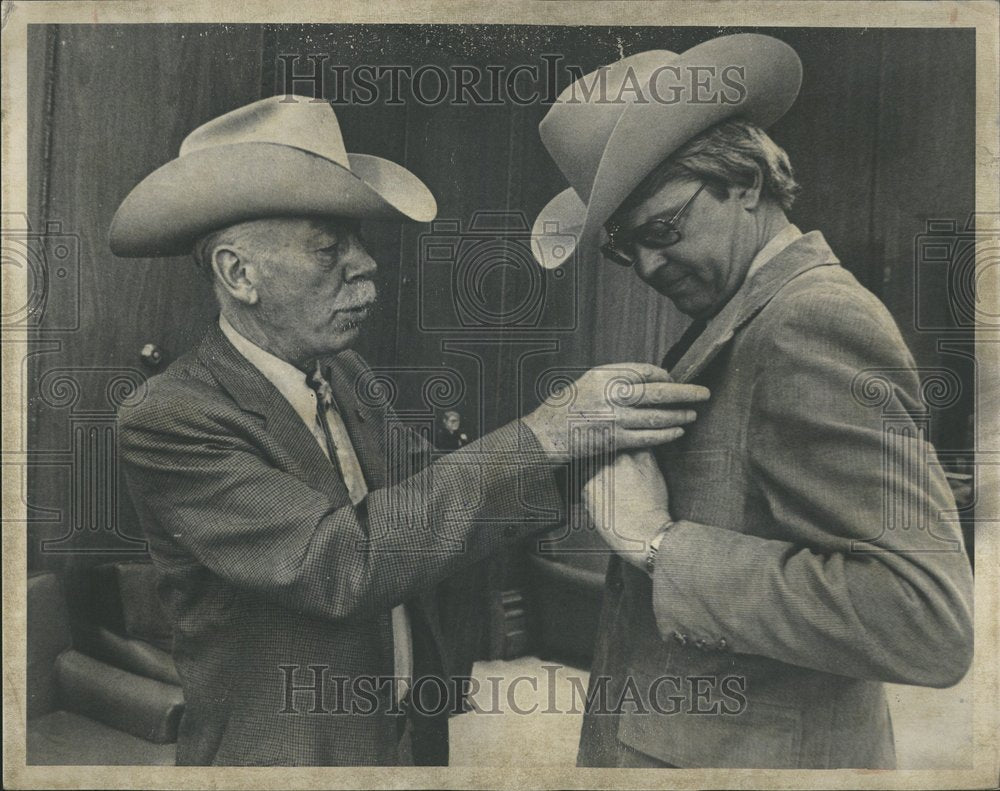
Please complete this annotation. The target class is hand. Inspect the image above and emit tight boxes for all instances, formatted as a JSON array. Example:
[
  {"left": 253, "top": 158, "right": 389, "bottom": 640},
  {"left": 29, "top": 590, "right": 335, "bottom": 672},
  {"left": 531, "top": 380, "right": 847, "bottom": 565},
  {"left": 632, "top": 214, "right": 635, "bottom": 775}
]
[
  {"left": 583, "top": 449, "right": 672, "bottom": 569},
  {"left": 522, "top": 363, "right": 709, "bottom": 461}
]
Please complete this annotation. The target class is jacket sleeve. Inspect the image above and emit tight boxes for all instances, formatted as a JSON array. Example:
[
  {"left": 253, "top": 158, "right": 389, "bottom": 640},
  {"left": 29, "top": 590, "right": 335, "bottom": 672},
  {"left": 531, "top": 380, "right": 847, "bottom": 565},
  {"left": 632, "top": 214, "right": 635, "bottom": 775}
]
[
  {"left": 119, "top": 384, "right": 561, "bottom": 623},
  {"left": 651, "top": 288, "right": 974, "bottom": 687}
]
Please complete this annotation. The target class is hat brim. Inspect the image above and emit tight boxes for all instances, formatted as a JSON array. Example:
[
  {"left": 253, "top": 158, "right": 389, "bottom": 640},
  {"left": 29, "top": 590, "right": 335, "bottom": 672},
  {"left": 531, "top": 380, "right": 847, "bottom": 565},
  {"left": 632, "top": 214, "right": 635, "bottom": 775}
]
[
  {"left": 109, "top": 143, "right": 437, "bottom": 257},
  {"left": 532, "top": 34, "right": 802, "bottom": 269},
  {"left": 531, "top": 187, "right": 586, "bottom": 270}
]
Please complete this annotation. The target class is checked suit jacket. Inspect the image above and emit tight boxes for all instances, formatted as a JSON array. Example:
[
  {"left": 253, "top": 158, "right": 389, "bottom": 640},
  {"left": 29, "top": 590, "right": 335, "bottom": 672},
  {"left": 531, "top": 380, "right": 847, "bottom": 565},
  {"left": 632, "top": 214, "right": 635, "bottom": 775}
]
[
  {"left": 578, "top": 232, "right": 974, "bottom": 769},
  {"left": 118, "top": 323, "right": 561, "bottom": 765}
]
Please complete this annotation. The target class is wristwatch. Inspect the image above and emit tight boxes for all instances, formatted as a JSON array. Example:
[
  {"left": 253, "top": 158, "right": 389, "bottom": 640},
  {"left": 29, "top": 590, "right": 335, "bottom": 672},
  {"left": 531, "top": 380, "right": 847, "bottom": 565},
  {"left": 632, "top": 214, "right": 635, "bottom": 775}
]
[{"left": 645, "top": 521, "right": 676, "bottom": 577}]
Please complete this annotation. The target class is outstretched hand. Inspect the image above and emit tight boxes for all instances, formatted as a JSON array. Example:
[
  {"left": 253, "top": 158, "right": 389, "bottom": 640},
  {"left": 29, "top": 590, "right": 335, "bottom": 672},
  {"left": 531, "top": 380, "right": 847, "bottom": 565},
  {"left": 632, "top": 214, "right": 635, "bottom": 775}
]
[{"left": 522, "top": 362, "right": 709, "bottom": 461}]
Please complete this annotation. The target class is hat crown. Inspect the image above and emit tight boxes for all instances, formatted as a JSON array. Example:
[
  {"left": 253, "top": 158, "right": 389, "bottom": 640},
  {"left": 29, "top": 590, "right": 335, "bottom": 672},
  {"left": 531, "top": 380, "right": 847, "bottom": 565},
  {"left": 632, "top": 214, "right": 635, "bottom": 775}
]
[
  {"left": 541, "top": 50, "right": 677, "bottom": 202},
  {"left": 110, "top": 95, "right": 438, "bottom": 257},
  {"left": 531, "top": 34, "right": 802, "bottom": 270},
  {"left": 179, "top": 95, "right": 350, "bottom": 167}
]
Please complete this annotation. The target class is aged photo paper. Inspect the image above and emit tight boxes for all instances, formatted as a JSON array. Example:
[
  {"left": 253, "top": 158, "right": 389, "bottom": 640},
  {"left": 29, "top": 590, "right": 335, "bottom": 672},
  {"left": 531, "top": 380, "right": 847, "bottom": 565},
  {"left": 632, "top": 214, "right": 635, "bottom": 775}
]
[{"left": 3, "top": 1, "right": 998, "bottom": 789}]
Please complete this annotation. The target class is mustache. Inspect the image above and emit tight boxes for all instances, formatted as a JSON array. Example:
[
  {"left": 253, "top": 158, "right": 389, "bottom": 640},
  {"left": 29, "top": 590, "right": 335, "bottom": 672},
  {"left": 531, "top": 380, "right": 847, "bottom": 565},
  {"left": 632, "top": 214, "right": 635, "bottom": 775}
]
[{"left": 331, "top": 280, "right": 377, "bottom": 312}]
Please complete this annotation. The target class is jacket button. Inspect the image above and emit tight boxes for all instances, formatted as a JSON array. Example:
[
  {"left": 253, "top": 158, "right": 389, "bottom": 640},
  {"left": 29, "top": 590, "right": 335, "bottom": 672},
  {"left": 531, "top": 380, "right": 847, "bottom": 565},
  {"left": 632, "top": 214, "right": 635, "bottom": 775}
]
[
  {"left": 717, "top": 638, "right": 728, "bottom": 651},
  {"left": 672, "top": 631, "right": 687, "bottom": 646},
  {"left": 694, "top": 637, "right": 708, "bottom": 651}
]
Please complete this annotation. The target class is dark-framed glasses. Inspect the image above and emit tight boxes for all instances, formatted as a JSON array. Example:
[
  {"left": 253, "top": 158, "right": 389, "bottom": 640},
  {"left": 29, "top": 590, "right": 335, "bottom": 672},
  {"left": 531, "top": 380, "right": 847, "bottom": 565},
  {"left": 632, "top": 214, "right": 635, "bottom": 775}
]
[{"left": 600, "top": 182, "right": 706, "bottom": 267}]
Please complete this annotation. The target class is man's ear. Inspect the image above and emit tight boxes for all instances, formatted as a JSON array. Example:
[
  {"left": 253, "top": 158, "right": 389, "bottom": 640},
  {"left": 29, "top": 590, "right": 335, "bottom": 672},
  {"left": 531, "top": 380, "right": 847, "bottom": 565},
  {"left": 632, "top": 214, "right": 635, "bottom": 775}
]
[
  {"left": 211, "top": 246, "right": 259, "bottom": 306},
  {"left": 728, "top": 165, "right": 764, "bottom": 211},
  {"left": 743, "top": 166, "right": 764, "bottom": 210}
]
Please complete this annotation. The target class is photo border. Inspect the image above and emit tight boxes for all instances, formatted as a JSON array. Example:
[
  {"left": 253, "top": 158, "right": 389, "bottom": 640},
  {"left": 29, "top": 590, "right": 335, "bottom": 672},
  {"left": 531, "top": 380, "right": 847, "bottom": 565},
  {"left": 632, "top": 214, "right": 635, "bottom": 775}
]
[{"left": 3, "top": 1, "right": 997, "bottom": 789}]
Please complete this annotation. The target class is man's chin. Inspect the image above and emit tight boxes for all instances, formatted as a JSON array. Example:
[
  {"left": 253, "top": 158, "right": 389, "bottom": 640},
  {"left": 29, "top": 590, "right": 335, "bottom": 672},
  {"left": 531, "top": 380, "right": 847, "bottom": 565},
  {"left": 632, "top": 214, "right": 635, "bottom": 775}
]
[
  {"left": 665, "top": 292, "right": 709, "bottom": 319},
  {"left": 325, "top": 324, "right": 362, "bottom": 353},
  {"left": 656, "top": 277, "right": 702, "bottom": 310}
]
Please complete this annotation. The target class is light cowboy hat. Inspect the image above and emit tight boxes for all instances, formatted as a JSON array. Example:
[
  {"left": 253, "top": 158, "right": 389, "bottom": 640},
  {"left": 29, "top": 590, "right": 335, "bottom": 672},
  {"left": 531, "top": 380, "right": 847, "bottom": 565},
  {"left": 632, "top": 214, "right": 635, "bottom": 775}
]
[
  {"left": 530, "top": 34, "right": 802, "bottom": 269},
  {"left": 110, "top": 95, "right": 437, "bottom": 257}
]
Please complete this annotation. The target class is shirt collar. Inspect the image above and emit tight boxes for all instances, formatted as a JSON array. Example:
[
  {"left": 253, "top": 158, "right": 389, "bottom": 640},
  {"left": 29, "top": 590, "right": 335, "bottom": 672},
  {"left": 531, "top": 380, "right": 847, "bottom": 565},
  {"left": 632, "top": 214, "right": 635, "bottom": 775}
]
[
  {"left": 703, "top": 223, "right": 802, "bottom": 334},
  {"left": 218, "top": 314, "right": 319, "bottom": 428},
  {"left": 745, "top": 223, "right": 802, "bottom": 283}
]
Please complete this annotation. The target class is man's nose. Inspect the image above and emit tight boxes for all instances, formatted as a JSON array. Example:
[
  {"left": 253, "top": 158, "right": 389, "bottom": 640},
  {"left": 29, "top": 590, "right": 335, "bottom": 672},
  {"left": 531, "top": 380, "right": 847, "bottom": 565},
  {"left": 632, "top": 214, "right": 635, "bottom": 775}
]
[
  {"left": 344, "top": 236, "right": 377, "bottom": 280},
  {"left": 633, "top": 249, "right": 665, "bottom": 282}
]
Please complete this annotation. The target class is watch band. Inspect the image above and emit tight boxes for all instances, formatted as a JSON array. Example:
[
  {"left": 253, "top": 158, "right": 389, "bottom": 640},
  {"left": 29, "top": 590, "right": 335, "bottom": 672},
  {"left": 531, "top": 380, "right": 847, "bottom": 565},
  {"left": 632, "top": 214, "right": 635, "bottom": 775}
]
[{"left": 645, "top": 521, "right": 675, "bottom": 577}]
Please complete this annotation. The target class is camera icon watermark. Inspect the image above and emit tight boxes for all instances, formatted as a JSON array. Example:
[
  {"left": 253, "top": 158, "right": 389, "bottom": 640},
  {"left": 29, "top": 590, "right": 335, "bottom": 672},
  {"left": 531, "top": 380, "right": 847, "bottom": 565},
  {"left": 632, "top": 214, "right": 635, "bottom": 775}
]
[
  {"left": 913, "top": 213, "right": 1000, "bottom": 331},
  {"left": 418, "top": 211, "right": 577, "bottom": 332},
  {"left": 1, "top": 214, "right": 81, "bottom": 332}
]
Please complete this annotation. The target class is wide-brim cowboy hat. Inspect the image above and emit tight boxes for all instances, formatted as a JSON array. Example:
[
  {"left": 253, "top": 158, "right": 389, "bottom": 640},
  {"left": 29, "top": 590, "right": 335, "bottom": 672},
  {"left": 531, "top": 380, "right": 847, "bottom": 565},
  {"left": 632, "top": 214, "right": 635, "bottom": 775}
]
[
  {"left": 531, "top": 34, "right": 802, "bottom": 269},
  {"left": 109, "top": 95, "right": 438, "bottom": 257}
]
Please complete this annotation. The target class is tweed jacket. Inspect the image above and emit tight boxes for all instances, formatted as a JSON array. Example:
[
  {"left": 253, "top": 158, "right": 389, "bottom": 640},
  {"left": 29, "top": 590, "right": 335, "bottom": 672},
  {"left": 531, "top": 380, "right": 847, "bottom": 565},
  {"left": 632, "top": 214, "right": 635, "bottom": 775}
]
[
  {"left": 118, "top": 324, "right": 561, "bottom": 765},
  {"left": 578, "top": 232, "right": 974, "bottom": 769}
]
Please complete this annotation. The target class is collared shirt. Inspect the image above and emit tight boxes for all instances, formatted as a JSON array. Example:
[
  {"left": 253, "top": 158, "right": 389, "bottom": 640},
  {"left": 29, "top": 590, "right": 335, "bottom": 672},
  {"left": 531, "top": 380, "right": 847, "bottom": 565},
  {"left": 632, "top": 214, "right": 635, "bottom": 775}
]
[
  {"left": 746, "top": 223, "right": 803, "bottom": 283},
  {"left": 704, "top": 224, "right": 802, "bottom": 337},
  {"left": 219, "top": 315, "right": 413, "bottom": 700}
]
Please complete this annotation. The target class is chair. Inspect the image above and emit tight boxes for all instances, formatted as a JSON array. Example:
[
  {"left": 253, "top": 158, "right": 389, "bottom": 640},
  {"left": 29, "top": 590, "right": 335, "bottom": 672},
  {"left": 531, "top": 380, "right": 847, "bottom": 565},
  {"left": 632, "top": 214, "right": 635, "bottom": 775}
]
[{"left": 26, "top": 570, "right": 182, "bottom": 765}]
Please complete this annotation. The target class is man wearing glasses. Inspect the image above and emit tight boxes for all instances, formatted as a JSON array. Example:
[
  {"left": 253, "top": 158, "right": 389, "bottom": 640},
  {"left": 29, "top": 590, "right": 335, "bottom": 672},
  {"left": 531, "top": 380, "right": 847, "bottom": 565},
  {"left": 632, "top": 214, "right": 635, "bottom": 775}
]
[{"left": 531, "top": 34, "right": 973, "bottom": 769}]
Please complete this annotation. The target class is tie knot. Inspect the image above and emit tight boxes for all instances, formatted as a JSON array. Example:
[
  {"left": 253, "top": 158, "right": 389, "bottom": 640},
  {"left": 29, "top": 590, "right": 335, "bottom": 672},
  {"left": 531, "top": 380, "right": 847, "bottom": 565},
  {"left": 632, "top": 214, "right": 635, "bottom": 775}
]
[{"left": 305, "top": 363, "right": 336, "bottom": 411}]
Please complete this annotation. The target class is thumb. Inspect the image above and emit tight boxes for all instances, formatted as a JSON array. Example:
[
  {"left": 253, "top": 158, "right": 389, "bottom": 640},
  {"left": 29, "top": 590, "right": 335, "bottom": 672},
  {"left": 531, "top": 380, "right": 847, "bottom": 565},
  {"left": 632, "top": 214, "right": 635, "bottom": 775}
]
[{"left": 598, "top": 362, "right": 672, "bottom": 383}]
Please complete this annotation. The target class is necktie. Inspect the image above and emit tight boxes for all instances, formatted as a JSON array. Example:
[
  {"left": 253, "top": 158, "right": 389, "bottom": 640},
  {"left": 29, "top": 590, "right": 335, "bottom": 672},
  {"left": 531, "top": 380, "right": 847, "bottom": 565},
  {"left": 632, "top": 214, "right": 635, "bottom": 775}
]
[
  {"left": 305, "top": 362, "right": 412, "bottom": 702},
  {"left": 662, "top": 318, "right": 707, "bottom": 372},
  {"left": 306, "top": 363, "right": 368, "bottom": 505}
]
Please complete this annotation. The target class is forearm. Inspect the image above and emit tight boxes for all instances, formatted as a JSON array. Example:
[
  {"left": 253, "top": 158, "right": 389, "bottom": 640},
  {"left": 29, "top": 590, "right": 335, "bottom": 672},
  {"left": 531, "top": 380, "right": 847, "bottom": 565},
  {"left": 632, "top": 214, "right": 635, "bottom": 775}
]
[
  {"left": 123, "top": 416, "right": 560, "bottom": 623},
  {"left": 321, "top": 418, "right": 560, "bottom": 615},
  {"left": 650, "top": 519, "right": 973, "bottom": 687}
]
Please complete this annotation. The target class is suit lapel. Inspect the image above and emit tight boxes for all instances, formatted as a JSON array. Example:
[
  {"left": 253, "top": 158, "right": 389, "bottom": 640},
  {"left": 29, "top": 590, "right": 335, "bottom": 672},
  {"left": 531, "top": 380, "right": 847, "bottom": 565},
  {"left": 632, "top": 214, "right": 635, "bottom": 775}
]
[
  {"left": 670, "top": 231, "right": 840, "bottom": 383},
  {"left": 197, "top": 322, "right": 348, "bottom": 498}
]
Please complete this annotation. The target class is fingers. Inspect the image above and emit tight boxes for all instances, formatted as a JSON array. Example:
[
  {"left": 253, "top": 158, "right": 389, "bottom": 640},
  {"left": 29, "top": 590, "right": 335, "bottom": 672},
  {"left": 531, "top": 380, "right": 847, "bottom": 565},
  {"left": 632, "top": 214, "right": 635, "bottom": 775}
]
[
  {"left": 631, "top": 383, "right": 711, "bottom": 405},
  {"left": 615, "top": 407, "right": 698, "bottom": 430},
  {"left": 594, "top": 362, "right": 672, "bottom": 383},
  {"left": 614, "top": 427, "right": 686, "bottom": 449}
]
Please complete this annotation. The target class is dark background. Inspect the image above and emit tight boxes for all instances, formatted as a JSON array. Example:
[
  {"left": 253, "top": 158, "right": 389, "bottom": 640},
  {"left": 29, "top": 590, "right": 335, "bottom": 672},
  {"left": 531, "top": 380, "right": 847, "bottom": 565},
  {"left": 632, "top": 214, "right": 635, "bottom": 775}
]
[{"left": 24, "top": 24, "right": 976, "bottom": 660}]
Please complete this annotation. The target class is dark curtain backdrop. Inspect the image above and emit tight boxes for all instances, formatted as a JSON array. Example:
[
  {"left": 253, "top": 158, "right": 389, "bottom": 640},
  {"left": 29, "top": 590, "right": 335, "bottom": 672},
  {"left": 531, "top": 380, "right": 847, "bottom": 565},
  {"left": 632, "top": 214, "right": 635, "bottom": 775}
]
[{"left": 26, "top": 25, "right": 975, "bottom": 593}]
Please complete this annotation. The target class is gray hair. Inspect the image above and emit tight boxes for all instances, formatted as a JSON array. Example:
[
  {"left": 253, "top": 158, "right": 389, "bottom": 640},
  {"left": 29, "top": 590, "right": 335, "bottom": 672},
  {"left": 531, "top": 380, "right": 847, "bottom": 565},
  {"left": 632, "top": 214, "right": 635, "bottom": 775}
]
[{"left": 613, "top": 118, "right": 800, "bottom": 222}]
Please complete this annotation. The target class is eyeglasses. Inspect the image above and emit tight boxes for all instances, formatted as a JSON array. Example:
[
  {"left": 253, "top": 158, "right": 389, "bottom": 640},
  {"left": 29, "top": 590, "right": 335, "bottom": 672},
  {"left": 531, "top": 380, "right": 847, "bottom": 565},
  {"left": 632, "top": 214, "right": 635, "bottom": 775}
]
[{"left": 600, "top": 182, "right": 706, "bottom": 267}]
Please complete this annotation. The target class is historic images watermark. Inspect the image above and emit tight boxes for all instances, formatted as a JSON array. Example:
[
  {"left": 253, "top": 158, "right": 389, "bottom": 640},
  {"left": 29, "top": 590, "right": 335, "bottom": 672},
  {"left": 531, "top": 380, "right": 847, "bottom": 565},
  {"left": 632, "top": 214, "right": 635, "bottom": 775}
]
[
  {"left": 278, "top": 665, "right": 749, "bottom": 718},
  {"left": 278, "top": 54, "right": 748, "bottom": 107}
]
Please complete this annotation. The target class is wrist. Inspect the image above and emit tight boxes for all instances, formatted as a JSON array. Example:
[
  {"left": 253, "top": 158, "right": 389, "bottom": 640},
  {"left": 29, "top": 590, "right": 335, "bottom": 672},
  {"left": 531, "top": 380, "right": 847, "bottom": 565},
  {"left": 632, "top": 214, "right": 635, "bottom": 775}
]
[
  {"left": 519, "top": 414, "right": 563, "bottom": 461},
  {"left": 645, "top": 519, "right": 676, "bottom": 577}
]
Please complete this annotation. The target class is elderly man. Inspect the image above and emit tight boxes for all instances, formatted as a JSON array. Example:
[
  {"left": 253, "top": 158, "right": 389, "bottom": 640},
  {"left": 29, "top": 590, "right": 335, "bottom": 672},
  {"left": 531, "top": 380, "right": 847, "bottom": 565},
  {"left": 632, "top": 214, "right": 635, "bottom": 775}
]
[
  {"left": 532, "top": 34, "right": 973, "bottom": 769},
  {"left": 109, "top": 95, "right": 707, "bottom": 766}
]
